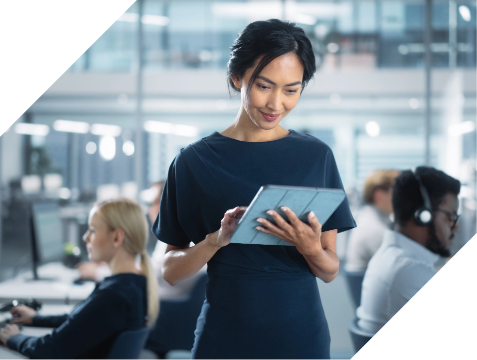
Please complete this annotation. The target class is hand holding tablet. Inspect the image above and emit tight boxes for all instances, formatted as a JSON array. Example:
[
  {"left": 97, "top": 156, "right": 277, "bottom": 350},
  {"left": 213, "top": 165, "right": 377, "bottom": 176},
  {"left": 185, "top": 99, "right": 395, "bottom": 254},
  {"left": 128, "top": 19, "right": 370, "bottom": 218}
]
[{"left": 230, "top": 185, "right": 346, "bottom": 246}]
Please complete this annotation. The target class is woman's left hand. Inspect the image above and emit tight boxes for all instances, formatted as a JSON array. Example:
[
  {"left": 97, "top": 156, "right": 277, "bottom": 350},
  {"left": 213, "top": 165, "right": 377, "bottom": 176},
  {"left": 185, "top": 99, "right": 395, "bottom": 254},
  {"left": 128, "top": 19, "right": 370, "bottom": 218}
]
[
  {"left": 0, "top": 324, "right": 20, "bottom": 345},
  {"left": 256, "top": 207, "right": 322, "bottom": 256}
]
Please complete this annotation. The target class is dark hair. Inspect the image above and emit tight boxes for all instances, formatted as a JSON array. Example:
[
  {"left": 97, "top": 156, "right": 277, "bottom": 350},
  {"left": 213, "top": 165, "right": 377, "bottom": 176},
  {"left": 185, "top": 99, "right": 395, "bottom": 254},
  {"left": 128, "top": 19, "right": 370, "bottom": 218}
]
[
  {"left": 227, "top": 19, "right": 316, "bottom": 96},
  {"left": 392, "top": 166, "right": 461, "bottom": 226}
]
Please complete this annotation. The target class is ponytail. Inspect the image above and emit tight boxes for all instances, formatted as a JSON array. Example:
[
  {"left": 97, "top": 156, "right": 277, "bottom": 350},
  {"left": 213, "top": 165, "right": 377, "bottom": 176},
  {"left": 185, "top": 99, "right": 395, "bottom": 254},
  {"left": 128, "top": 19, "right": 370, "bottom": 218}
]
[
  {"left": 141, "top": 251, "right": 159, "bottom": 326},
  {"left": 94, "top": 198, "right": 160, "bottom": 327}
]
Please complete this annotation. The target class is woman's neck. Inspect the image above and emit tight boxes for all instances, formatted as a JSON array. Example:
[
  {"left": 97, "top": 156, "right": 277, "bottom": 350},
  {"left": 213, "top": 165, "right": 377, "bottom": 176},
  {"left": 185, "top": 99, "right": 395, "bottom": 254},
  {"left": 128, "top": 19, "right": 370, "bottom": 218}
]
[
  {"left": 107, "top": 250, "right": 139, "bottom": 275},
  {"left": 221, "top": 107, "right": 289, "bottom": 142}
]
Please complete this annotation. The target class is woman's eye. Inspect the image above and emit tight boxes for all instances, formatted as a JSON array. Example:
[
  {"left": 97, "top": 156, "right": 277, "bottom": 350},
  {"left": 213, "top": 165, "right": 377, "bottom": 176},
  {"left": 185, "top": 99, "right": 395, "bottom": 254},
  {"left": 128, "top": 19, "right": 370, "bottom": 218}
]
[
  {"left": 257, "top": 84, "right": 269, "bottom": 90},
  {"left": 286, "top": 89, "right": 298, "bottom": 94}
]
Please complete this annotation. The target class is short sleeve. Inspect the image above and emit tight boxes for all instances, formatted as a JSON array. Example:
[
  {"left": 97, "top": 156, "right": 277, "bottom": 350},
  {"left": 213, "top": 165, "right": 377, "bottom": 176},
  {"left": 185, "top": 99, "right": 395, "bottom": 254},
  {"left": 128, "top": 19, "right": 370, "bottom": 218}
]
[
  {"left": 152, "top": 156, "right": 191, "bottom": 247},
  {"left": 321, "top": 150, "right": 356, "bottom": 233}
]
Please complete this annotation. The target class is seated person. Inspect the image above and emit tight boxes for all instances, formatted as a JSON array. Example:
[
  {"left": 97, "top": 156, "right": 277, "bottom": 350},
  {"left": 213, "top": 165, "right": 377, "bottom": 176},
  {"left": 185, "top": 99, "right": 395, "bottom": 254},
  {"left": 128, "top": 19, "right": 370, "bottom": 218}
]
[
  {"left": 357, "top": 166, "right": 460, "bottom": 335},
  {"left": 77, "top": 181, "right": 204, "bottom": 299},
  {"left": 0, "top": 198, "right": 159, "bottom": 358},
  {"left": 345, "top": 170, "right": 399, "bottom": 272}
]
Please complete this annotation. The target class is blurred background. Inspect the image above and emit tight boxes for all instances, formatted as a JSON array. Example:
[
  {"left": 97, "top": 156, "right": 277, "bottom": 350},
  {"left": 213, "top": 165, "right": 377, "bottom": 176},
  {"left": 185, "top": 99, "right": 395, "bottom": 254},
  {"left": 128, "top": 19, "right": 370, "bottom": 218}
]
[{"left": 0, "top": 0, "right": 475, "bottom": 358}]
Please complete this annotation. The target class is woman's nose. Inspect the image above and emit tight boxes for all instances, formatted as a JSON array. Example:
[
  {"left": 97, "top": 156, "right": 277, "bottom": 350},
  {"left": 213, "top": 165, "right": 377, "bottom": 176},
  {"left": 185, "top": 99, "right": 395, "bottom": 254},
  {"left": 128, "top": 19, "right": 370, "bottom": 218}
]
[
  {"left": 82, "top": 231, "right": 90, "bottom": 242},
  {"left": 267, "top": 91, "right": 281, "bottom": 111}
]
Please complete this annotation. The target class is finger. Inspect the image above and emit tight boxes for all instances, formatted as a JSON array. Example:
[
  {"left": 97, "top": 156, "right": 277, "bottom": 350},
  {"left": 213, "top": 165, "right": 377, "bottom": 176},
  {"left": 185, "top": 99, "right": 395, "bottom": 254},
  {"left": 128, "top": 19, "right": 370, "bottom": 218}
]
[
  {"left": 280, "top": 207, "right": 301, "bottom": 226},
  {"left": 10, "top": 306, "right": 20, "bottom": 315},
  {"left": 257, "top": 217, "right": 287, "bottom": 237},
  {"left": 266, "top": 210, "right": 294, "bottom": 233},
  {"left": 255, "top": 226, "right": 293, "bottom": 244},
  {"left": 307, "top": 211, "right": 322, "bottom": 233}
]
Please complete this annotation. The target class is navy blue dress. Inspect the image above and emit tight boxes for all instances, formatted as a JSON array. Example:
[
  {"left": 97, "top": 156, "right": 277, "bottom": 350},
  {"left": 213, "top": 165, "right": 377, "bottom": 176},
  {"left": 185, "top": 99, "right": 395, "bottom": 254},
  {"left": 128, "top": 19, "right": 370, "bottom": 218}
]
[{"left": 153, "top": 130, "right": 356, "bottom": 359}]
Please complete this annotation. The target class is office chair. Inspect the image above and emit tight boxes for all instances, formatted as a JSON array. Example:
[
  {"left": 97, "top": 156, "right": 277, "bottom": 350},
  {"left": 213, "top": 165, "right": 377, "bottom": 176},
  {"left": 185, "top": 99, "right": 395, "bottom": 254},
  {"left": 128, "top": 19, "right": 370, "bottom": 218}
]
[
  {"left": 344, "top": 270, "right": 365, "bottom": 307},
  {"left": 107, "top": 327, "right": 150, "bottom": 359},
  {"left": 348, "top": 317, "right": 373, "bottom": 353},
  {"left": 145, "top": 272, "right": 208, "bottom": 357}
]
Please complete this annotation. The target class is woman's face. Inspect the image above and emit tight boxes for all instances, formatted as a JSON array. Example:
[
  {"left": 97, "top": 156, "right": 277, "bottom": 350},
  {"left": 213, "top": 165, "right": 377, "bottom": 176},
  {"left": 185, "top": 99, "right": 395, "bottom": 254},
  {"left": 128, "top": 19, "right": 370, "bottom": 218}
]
[
  {"left": 83, "top": 209, "right": 116, "bottom": 262},
  {"left": 233, "top": 52, "right": 304, "bottom": 130}
]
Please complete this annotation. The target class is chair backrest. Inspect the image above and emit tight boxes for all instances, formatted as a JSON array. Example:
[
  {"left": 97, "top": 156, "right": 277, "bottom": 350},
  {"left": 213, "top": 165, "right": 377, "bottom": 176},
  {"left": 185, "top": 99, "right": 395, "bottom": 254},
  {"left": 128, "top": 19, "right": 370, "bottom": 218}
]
[
  {"left": 107, "top": 327, "right": 150, "bottom": 359},
  {"left": 344, "top": 270, "right": 365, "bottom": 307},
  {"left": 348, "top": 317, "right": 373, "bottom": 353}
]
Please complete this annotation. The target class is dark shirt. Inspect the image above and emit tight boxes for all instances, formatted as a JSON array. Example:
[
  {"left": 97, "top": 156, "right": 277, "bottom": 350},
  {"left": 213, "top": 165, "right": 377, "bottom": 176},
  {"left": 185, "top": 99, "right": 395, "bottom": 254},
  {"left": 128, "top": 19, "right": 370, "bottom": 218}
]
[
  {"left": 7, "top": 273, "right": 147, "bottom": 359},
  {"left": 152, "top": 130, "right": 356, "bottom": 358}
]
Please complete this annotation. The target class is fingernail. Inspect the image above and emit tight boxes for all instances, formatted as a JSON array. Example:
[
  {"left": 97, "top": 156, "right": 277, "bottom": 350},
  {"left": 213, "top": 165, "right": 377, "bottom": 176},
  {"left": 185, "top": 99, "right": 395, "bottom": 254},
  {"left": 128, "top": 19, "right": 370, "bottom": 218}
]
[
  {"left": 256, "top": 218, "right": 263, "bottom": 223},
  {"left": 281, "top": 206, "right": 288, "bottom": 212},
  {"left": 309, "top": 211, "right": 315, "bottom": 218},
  {"left": 255, "top": 226, "right": 262, "bottom": 231},
  {"left": 267, "top": 210, "right": 274, "bottom": 215}
]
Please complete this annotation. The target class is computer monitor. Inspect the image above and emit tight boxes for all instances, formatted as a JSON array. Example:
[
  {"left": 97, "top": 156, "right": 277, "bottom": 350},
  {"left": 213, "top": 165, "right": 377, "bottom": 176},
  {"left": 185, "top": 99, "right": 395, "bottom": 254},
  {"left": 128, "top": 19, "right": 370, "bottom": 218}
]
[{"left": 30, "top": 202, "right": 65, "bottom": 280}]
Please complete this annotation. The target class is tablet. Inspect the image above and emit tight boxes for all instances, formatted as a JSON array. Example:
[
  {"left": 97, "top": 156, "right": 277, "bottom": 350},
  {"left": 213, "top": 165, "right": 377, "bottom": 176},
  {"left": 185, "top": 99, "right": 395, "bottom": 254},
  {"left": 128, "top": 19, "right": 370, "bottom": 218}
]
[{"left": 230, "top": 185, "right": 346, "bottom": 246}]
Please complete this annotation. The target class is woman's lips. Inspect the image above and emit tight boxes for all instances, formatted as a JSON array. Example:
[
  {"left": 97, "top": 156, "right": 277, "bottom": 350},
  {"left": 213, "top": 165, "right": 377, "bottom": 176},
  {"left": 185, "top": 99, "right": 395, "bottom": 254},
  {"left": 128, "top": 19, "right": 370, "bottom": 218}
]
[{"left": 260, "top": 111, "right": 281, "bottom": 122}]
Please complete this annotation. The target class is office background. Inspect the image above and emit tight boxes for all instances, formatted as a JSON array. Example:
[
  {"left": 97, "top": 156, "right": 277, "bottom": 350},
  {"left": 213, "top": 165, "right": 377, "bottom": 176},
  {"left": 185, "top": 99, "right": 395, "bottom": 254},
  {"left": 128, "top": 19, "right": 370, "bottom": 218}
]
[{"left": 0, "top": 0, "right": 475, "bottom": 358}]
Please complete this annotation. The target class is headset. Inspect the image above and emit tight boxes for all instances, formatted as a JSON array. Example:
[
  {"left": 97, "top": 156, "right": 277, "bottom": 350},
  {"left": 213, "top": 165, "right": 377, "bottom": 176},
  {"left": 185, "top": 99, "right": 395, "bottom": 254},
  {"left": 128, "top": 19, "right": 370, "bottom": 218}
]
[{"left": 412, "top": 168, "right": 433, "bottom": 226}]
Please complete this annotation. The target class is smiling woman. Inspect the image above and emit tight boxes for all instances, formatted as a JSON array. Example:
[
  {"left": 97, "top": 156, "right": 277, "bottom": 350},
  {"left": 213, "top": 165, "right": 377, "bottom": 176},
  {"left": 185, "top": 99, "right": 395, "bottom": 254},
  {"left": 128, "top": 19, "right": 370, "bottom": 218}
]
[
  {"left": 152, "top": 19, "right": 356, "bottom": 359},
  {"left": 222, "top": 18, "right": 316, "bottom": 141}
]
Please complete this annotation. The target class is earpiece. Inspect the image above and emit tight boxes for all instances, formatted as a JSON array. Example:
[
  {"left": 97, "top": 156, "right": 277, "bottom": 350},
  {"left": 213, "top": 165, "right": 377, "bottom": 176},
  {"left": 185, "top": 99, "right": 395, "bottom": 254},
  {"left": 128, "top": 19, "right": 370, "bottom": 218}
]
[{"left": 412, "top": 169, "right": 433, "bottom": 226}]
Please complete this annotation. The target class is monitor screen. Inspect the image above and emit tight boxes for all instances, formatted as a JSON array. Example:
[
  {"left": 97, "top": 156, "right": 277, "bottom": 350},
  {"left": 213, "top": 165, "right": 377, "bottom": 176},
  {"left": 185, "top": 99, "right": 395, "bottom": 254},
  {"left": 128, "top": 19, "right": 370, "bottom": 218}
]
[{"left": 31, "top": 202, "right": 64, "bottom": 264}]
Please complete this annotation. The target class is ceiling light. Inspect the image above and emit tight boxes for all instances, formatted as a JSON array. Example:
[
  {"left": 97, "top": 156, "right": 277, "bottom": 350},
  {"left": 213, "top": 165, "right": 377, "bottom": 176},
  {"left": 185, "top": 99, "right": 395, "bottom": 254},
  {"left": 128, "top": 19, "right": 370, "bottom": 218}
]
[
  {"left": 144, "top": 121, "right": 174, "bottom": 134},
  {"left": 142, "top": 14, "right": 169, "bottom": 26},
  {"left": 144, "top": 121, "right": 198, "bottom": 137},
  {"left": 448, "top": 121, "right": 475, "bottom": 137},
  {"left": 86, "top": 142, "right": 97, "bottom": 154},
  {"left": 91, "top": 124, "right": 122, "bottom": 137},
  {"left": 118, "top": 12, "right": 169, "bottom": 26},
  {"left": 365, "top": 121, "right": 380, "bottom": 137},
  {"left": 15, "top": 123, "right": 49, "bottom": 136},
  {"left": 53, "top": 120, "right": 90, "bottom": 133},
  {"left": 459, "top": 6, "right": 471, "bottom": 21},
  {"left": 174, "top": 124, "right": 199, "bottom": 137},
  {"left": 123, "top": 140, "right": 135, "bottom": 156},
  {"left": 292, "top": 14, "right": 316, "bottom": 25},
  {"left": 99, "top": 136, "right": 116, "bottom": 161}
]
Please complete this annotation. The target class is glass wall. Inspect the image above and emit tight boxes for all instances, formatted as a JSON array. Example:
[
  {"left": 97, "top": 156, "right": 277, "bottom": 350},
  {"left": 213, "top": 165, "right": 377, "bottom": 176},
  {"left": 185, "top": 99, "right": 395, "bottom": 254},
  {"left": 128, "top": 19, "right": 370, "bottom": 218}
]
[{"left": 67, "top": 0, "right": 476, "bottom": 72}]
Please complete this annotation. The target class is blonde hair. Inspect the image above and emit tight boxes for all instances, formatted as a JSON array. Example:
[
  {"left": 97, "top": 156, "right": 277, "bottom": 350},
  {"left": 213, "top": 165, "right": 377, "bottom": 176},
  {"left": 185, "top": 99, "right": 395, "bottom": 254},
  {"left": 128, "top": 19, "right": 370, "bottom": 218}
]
[
  {"left": 363, "top": 170, "right": 400, "bottom": 205},
  {"left": 94, "top": 198, "right": 159, "bottom": 326}
]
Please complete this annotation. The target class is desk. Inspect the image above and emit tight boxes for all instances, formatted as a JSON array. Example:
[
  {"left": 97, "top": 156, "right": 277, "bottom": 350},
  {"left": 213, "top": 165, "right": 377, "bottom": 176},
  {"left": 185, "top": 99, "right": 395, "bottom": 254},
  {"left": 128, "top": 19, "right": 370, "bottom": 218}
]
[
  {"left": 0, "top": 263, "right": 94, "bottom": 305},
  {"left": 0, "top": 305, "right": 74, "bottom": 359}
]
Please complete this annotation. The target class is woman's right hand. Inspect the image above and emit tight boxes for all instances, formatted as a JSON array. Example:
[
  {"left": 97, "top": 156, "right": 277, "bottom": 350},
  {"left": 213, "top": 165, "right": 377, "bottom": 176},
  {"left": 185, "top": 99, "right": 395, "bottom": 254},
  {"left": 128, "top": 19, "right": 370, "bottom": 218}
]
[
  {"left": 10, "top": 305, "right": 36, "bottom": 325},
  {"left": 207, "top": 206, "right": 247, "bottom": 248}
]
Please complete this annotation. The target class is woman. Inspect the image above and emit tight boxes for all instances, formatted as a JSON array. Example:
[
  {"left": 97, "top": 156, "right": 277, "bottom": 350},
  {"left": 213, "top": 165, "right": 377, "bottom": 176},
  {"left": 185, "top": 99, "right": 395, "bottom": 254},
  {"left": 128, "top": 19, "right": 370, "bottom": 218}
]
[
  {"left": 0, "top": 199, "right": 159, "bottom": 359},
  {"left": 154, "top": 19, "right": 356, "bottom": 359}
]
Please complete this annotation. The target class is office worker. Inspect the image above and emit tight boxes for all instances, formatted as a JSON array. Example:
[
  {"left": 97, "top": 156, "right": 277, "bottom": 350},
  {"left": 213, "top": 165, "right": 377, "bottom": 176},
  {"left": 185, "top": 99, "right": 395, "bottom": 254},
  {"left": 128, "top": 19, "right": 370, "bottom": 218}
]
[
  {"left": 77, "top": 181, "right": 205, "bottom": 298},
  {"left": 345, "top": 170, "right": 399, "bottom": 272},
  {"left": 357, "top": 167, "right": 460, "bottom": 335},
  {"left": 154, "top": 19, "right": 355, "bottom": 359},
  {"left": 0, "top": 199, "right": 159, "bottom": 358}
]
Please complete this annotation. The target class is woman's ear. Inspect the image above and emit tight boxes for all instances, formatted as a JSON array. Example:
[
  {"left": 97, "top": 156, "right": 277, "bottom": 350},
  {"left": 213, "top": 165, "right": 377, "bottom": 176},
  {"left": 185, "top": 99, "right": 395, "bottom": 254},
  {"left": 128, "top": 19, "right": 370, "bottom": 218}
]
[
  {"left": 113, "top": 228, "right": 125, "bottom": 248},
  {"left": 231, "top": 75, "right": 242, "bottom": 89}
]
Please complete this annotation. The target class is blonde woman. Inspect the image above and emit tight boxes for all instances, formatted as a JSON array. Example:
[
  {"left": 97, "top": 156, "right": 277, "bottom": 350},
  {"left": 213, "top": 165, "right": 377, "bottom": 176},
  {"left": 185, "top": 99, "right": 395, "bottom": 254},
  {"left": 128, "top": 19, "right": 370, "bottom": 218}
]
[{"left": 0, "top": 199, "right": 159, "bottom": 359}]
